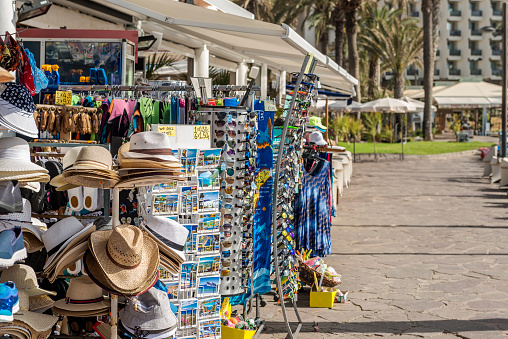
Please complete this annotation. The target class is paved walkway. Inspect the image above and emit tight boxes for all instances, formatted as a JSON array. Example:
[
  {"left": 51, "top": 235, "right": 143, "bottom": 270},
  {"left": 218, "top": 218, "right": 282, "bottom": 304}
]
[{"left": 258, "top": 153, "right": 508, "bottom": 338}]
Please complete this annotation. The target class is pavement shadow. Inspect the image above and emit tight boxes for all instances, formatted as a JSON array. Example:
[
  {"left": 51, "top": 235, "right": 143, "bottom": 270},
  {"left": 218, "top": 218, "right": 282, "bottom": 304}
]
[{"left": 262, "top": 319, "right": 508, "bottom": 334}]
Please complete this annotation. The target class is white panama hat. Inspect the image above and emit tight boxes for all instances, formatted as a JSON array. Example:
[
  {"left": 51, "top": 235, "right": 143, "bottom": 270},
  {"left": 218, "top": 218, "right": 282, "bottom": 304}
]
[
  {"left": 0, "top": 137, "right": 48, "bottom": 176},
  {"left": 121, "top": 131, "right": 179, "bottom": 162},
  {"left": 142, "top": 216, "right": 188, "bottom": 263}
]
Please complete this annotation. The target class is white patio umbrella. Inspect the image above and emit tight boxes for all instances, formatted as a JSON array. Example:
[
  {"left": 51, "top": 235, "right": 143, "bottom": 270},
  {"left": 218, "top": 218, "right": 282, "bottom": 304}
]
[
  {"left": 352, "top": 97, "right": 413, "bottom": 113},
  {"left": 401, "top": 96, "right": 437, "bottom": 112},
  {"left": 328, "top": 100, "right": 363, "bottom": 112}
]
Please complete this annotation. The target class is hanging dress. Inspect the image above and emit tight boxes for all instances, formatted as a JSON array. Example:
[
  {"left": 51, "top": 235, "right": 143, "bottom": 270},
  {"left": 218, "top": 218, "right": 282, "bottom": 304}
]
[{"left": 295, "top": 160, "right": 332, "bottom": 257}]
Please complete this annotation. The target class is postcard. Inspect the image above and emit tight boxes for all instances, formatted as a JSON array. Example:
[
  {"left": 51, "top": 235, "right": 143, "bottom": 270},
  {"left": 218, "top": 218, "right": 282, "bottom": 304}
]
[
  {"left": 198, "top": 191, "right": 220, "bottom": 212},
  {"left": 197, "top": 233, "right": 220, "bottom": 255},
  {"left": 196, "top": 276, "right": 220, "bottom": 297},
  {"left": 198, "top": 297, "right": 220, "bottom": 320},
  {"left": 152, "top": 181, "right": 178, "bottom": 192},
  {"left": 197, "top": 255, "right": 220, "bottom": 276},
  {"left": 180, "top": 148, "right": 199, "bottom": 176},
  {"left": 179, "top": 262, "right": 198, "bottom": 297},
  {"left": 198, "top": 318, "right": 221, "bottom": 339},
  {"left": 152, "top": 193, "right": 179, "bottom": 215},
  {"left": 183, "top": 224, "right": 198, "bottom": 254},
  {"left": 194, "top": 213, "right": 221, "bottom": 233},
  {"left": 180, "top": 186, "right": 198, "bottom": 214},
  {"left": 179, "top": 299, "right": 198, "bottom": 329},
  {"left": 197, "top": 149, "right": 221, "bottom": 169},
  {"left": 197, "top": 169, "right": 220, "bottom": 190},
  {"left": 164, "top": 280, "right": 179, "bottom": 300}
]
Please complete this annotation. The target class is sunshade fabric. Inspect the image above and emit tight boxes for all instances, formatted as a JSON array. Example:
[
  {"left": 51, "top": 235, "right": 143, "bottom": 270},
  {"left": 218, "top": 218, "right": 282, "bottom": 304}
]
[
  {"left": 433, "top": 81, "right": 503, "bottom": 108},
  {"left": 351, "top": 97, "right": 413, "bottom": 113}
]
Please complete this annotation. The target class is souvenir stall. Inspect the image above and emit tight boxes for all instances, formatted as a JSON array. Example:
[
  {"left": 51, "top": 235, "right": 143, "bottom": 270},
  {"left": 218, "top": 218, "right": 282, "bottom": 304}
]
[{"left": 0, "top": 30, "right": 346, "bottom": 339}]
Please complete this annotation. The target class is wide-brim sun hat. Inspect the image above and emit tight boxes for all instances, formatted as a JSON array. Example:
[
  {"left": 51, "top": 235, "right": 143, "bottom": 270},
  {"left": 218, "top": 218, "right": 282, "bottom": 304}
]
[
  {"left": 14, "top": 290, "right": 59, "bottom": 333},
  {"left": 115, "top": 175, "right": 185, "bottom": 189},
  {"left": 49, "top": 241, "right": 89, "bottom": 283},
  {"left": 0, "top": 137, "right": 49, "bottom": 179},
  {"left": 29, "top": 294, "right": 54, "bottom": 312},
  {"left": 83, "top": 250, "right": 159, "bottom": 296},
  {"left": 0, "top": 84, "right": 38, "bottom": 138},
  {"left": 143, "top": 216, "right": 188, "bottom": 263},
  {"left": 88, "top": 225, "right": 159, "bottom": 293},
  {"left": 53, "top": 276, "right": 110, "bottom": 313},
  {"left": 118, "top": 142, "right": 182, "bottom": 169},
  {"left": 120, "top": 321, "right": 177, "bottom": 339},
  {"left": 52, "top": 306, "right": 110, "bottom": 317},
  {"left": 50, "top": 147, "right": 84, "bottom": 190},
  {"left": 121, "top": 131, "right": 180, "bottom": 162},
  {"left": 119, "top": 287, "right": 177, "bottom": 333},
  {"left": 0, "top": 264, "right": 56, "bottom": 297},
  {"left": 62, "top": 172, "right": 120, "bottom": 189},
  {"left": 42, "top": 216, "right": 95, "bottom": 270},
  {"left": 23, "top": 232, "right": 45, "bottom": 253}
]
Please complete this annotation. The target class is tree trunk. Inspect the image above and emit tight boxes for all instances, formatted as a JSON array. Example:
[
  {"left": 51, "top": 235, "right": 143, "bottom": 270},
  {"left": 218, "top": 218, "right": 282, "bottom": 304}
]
[
  {"left": 346, "top": 9, "right": 361, "bottom": 102},
  {"left": 393, "top": 73, "right": 405, "bottom": 99},
  {"left": 373, "top": 135, "right": 377, "bottom": 161},
  {"left": 334, "top": 3, "right": 345, "bottom": 67},
  {"left": 319, "top": 30, "right": 329, "bottom": 55},
  {"left": 368, "top": 55, "right": 379, "bottom": 98},
  {"left": 431, "top": 0, "right": 441, "bottom": 56},
  {"left": 422, "top": 0, "right": 434, "bottom": 141}
]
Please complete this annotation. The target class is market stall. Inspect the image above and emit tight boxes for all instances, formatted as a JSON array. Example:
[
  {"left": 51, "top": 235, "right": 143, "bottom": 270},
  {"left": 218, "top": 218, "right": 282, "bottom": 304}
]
[{"left": 0, "top": 16, "right": 353, "bottom": 338}]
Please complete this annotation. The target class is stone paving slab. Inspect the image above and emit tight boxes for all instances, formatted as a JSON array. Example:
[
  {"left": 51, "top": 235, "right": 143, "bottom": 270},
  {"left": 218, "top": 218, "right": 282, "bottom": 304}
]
[{"left": 254, "top": 154, "right": 508, "bottom": 338}]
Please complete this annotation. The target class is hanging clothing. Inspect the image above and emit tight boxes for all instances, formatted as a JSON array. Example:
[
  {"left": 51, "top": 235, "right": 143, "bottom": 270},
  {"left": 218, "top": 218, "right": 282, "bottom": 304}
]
[{"left": 296, "top": 160, "right": 332, "bottom": 257}]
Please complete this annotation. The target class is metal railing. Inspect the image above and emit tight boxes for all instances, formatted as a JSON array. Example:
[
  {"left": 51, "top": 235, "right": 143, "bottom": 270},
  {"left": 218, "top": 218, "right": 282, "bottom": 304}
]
[
  {"left": 449, "top": 69, "right": 461, "bottom": 76},
  {"left": 450, "top": 30, "right": 462, "bottom": 36},
  {"left": 471, "top": 49, "right": 482, "bottom": 56},
  {"left": 470, "top": 69, "right": 482, "bottom": 75},
  {"left": 449, "top": 9, "right": 462, "bottom": 16}
]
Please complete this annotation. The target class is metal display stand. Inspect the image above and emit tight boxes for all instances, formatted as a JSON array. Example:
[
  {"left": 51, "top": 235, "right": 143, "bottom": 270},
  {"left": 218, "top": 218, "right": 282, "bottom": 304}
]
[{"left": 271, "top": 54, "right": 315, "bottom": 339}]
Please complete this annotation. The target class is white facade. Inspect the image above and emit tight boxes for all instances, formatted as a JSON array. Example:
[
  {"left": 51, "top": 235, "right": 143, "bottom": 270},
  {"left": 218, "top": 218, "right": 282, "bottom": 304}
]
[{"left": 379, "top": 0, "right": 503, "bottom": 84}]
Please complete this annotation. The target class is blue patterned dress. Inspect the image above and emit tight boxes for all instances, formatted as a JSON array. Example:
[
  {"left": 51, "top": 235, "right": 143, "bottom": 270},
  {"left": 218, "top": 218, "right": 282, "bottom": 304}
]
[{"left": 296, "top": 161, "right": 332, "bottom": 257}]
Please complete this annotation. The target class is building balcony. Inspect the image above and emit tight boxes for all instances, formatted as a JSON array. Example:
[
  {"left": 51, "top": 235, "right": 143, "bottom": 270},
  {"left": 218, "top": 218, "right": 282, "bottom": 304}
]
[
  {"left": 448, "top": 10, "right": 462, "bottom": 20},
  {"left": 435, "top": 50, "right": 440, "bottom": 59},
  {"left": 449, "top": 69, "right": 461, "bottom": 76},
  {"left": 434, "top": 69, "right": 440, "bottom": 76},
  {"left": 411, "top": 11, "right": 420, "bottom": 17},
  {"left": 449, "top": 30, "right": 461, "bottom": 37},
  {"left": 471, "top": 49, "right": 482, "bottom": 56},
  {"left": 449, "top": 49, "right": 461, "bottom": 56},
  {"left": 493, "top": 9, "right": 502, "bottom": 16},
  {"left": 471, "top": 30, "right": 482, "bottom": 36},
  {"left": 492, "top": 69, "right": 502, "bottom": 76},
  {"left": 407, "top": 69, "right": 419, "bottom": 76},
  {"left": 471, "top": 10, "right": 482, "bottom": 16},
  {"left": 492, "top": 49, "right": 502, "bottom": 56},
  {"left": 470, "top": 69, "right": 482, "bottom": 76}
]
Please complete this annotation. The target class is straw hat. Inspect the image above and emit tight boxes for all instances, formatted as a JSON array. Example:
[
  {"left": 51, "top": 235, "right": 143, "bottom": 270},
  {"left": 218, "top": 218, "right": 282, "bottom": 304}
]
[
  {"left": 23, "top": 232, "right": 45, "bottom": 253},
  {"left": 83, "top": 250, "right": 159, "bottom": 296},
  {"left": 50, "top": 147, "right": 84, "bottom": 191},
  {"left": 19, "top": 181, "right": 40, "bottom": 192},
  {"left": 143, "top": 216, "right": 188, "bottom": 263},
  {"left": 88, "top": 225, "right": 159, "bottom": 293},
  {"left": 62, "top": 146, "right": 119, "bottom": 189},
  {"left": 14, "top": 290, "right": 59, "bottom": 334},
  {"left": 0, "top": 137, "right": 49, "bottom": 182},
  {"left": 0, "top": 66, "right": 15, "bottom": 83},
  {"left": 41, "top": 217, "right": 95, "bottom": 271},
  {"left": 49, "top": 241, "right": 89, "bottom": 283},
  {"left": 119, "top": 287, "right": 177, "bottom": 334},
  {"left": 53, "top": 276, "right": 110, "bottom": 314},
  {"left": 121, "top": 132, "right": 179, "bottom": 162},
  {"left": 29, "top": 294, "right": 54, "bottom": 312},
  {"left": 118, "top": 142, "right": 181, "bottom": 169},
  {"left": 0, "top": 264, "right": 56, "bottom": 297}
]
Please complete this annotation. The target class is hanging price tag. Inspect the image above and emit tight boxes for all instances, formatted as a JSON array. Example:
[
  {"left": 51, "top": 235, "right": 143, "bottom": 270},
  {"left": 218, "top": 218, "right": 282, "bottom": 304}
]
[
  {"left": 193, "top": 125, "right": 210, "bottom": 140},
  {"left": 55, "top": 91, "right": 72, "bottom": 106},
  {"left": 158, "top": 125, "right": 176, "bottom": 137}
]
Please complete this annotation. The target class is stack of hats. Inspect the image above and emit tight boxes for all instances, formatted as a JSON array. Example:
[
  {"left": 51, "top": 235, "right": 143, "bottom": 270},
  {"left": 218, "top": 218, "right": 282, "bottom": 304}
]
[
  {"left": 0, "top": 137, "right": 49, "bottom": 183},
  {"left": 116, "top": 131, "right": 185, "bottom": 188},
  {"left": 307, "top": 116, "right": 327, "bottom": 133},
  {"left": 0, "top": 290, "right": 58, "bottom": 339},
  {"left": 52, "top": 276, "right": 110, "bottom": 317},
  {"left": 83, "top": 224, "right": 160, "bottom": 296},
  {"left": 49, "top": 146, "right": 84, "bottom": 191},
  {"left": 142, "top": 216, "right": 188, "bottom": 274},
  {"left": 119, "top": 287, "right": 177, "bottom": 338},
  {"left": 41, "top": 216, "right": 95, "bottom": 283},
  {"left": 62, "top": 146, "right": 119, "bottom": 189},
  {"left": 0, "top": 83, "right": 38, "bottom": 138},
  {"left": 0, "top": 198, "right": 46, "bottom": 253}
]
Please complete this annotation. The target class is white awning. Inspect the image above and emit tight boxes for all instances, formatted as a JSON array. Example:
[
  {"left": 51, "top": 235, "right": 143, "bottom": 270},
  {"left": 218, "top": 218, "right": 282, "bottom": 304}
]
[
  {"left": 434, "top": 97, "right": 492, "bottom": 109},
  {"left": 101, "top": 0, "right": 357, "bottom": 95}
]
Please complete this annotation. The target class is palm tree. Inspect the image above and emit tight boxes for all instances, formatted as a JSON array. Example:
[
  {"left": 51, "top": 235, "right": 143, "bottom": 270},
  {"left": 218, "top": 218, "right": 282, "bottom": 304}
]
[
  {"left": 359, "top": 3, "right": 401, "bottom": 100},
  {"left": 343, "top": 0, "right": 362, "bottom": 102},
  {"left": 307, "top": 0, "right": 335, "bottom": 54},
  {"left": 361, "top": 17, "right": 423, "bottom": 98},
  {"left": 145, "top": 53, "right": 180, "bottom": 80},
  {"left": 233, "top": 0, "right": 274, "bottom": 22},
  {"left": 333, "top": 0, "right": 346, "bottom": 67}
]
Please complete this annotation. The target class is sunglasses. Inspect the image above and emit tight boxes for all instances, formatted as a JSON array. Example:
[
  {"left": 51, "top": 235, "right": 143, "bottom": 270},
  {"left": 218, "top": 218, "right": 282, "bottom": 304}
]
[
  {"left": 222, "top": 239, "right": 233, "bottom": 248},
  {"left": 221, "top": 269, "right": 230, "bottom": 277},
  {"left": 216, "top": 139, "right": 238, "bottom": 148},
  {"left": 215, "top": 120, "right": 236, "bottom": 128},
  {"left": 222, "top": 259, "right": 231, "bottom": 267}
]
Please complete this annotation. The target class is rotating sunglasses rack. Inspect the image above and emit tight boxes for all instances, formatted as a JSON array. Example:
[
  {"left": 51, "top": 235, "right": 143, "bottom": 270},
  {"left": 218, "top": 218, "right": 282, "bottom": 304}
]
[
  {"left": 197, "top": 106, "right": 258, "bottom": 297},
  {"left": 271, "top": 54, "right": 317, "bottom": 339}
]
